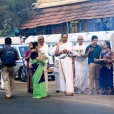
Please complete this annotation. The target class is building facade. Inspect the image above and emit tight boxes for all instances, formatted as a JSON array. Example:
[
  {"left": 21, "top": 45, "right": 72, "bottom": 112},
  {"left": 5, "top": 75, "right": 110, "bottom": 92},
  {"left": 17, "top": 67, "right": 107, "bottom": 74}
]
[{"left": 21, "top": 0, "right": 114, "bottom": 36}]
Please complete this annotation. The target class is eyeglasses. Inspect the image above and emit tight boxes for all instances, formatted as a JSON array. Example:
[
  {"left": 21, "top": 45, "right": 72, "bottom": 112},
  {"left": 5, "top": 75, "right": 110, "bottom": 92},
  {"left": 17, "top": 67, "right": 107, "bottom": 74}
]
[
  {"left": 38, "top": 38, "right": 44, "bottom": 40},
  {"left": 78, "top": 39, "right": 83, "bottom": 40}
]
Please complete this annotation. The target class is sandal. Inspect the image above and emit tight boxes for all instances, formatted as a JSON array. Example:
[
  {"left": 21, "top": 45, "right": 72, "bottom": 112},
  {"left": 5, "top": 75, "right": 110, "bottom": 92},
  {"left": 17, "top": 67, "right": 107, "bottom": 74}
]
[
  {"left": 88, "top": 89, "right": 92, "bottom": 95},
  {"left": 108, "top": 89, "right": 113, "bottom": 95},
  {"left": 74, "top": 87, "right": 78, "bottom": 94}
]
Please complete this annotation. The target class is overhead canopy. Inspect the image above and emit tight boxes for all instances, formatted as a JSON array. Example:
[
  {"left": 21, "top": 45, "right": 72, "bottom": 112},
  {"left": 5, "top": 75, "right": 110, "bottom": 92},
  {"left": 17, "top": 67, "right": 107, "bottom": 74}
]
[
  {"left": 21, "top": 0, "right": 114, "bottom": 29},
  {"left": 37, "top": 0, "right": 89, "bottom": 9},
  {"left": 25, "top": 31, "right": 114, "bottom": 43}
]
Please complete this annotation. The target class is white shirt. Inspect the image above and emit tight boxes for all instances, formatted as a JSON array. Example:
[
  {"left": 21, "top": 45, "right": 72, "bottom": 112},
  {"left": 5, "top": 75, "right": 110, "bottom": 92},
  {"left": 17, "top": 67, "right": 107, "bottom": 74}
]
[
  {"left": 52, "top": 46, "right": 59, "bottom": 61},
  {"left": 40, "top": 43, "right": 48, "bottom": 58}
]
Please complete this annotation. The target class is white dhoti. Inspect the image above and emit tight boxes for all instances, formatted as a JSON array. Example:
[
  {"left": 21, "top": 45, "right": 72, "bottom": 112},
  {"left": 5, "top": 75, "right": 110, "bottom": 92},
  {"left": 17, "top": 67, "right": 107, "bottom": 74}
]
[
  {"left": 59, "top": 57, "right": 74, "bottom": 93},
  {"left": 44, "top": 59, "right": 48, "bottom": 91},
  {"left": 54, "top": 59, "right": 60, "bottom": 91},
  {"left": 74, "top": 60, "right": 88, "bottom": 91},
  {"left": 74, "top": 43, "right": 89, "bottom": 91},
  {"left": 55, "top": 72, "right": 60, "bottom": 91},
  {"left": 59, "top": 42, "right": 74, "bottom": 93},
  {"left": 52, "top": 46, "right": 60, "bottom": 91}
]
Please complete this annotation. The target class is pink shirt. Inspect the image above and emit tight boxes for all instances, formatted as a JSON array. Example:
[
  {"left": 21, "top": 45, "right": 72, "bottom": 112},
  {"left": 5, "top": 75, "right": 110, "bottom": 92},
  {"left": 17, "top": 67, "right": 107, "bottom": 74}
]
[{"left": 25, "top": 50, "right": 30, "bottom": 64}]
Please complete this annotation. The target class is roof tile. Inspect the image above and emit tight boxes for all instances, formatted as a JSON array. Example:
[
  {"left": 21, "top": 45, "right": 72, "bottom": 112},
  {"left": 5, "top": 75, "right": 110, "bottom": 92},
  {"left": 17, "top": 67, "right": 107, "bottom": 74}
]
[{"left": 21, "top": 0, "right": 114, "bottom": 29}]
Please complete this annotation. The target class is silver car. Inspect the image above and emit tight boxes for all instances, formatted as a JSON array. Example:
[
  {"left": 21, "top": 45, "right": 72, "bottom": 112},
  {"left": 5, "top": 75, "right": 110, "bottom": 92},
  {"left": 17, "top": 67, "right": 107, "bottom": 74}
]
[{"left": 12, "top": 44, "right": 29, "bottom": 81}]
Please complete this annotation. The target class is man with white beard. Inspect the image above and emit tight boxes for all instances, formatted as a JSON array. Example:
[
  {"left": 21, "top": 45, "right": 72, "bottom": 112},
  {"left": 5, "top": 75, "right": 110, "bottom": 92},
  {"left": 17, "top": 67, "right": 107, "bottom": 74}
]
[{"left": 74, "top": 36, "right": 88, "bottom": 94}]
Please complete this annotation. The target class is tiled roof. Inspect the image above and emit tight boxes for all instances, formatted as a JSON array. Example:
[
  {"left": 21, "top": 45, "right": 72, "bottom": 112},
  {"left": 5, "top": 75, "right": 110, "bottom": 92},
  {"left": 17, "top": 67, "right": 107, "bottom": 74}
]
[
  {"left": 21, "top": 0, "right": 114, "bottom": 29},
  {"left": 37, "top": 0, "right": 89, "bottom": 9}
]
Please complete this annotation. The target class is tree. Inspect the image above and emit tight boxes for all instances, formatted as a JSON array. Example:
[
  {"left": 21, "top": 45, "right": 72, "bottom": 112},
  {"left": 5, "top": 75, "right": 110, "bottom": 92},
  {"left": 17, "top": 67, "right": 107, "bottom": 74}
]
[{"left": 0, "top": 0, "right": 36, "bottom": 36}]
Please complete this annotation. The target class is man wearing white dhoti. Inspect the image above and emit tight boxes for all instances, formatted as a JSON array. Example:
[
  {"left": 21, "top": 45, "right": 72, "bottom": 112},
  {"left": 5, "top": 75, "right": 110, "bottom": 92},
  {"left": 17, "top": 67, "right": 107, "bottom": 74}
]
[
  {"left": 52, "top": 43, "right": 60, "bottom": 93},
  {"left": 74, "top": 36, "right": 89, "bottom": 94},
  {"left": 55, "top": 33, "right": 74, "bottom": 96}
]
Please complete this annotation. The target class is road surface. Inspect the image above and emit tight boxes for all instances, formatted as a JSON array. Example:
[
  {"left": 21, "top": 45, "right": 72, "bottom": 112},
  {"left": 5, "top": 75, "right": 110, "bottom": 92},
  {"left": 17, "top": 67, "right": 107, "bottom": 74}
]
[{"left": 0, "top": 80, "right": 114, "bottom": 114}]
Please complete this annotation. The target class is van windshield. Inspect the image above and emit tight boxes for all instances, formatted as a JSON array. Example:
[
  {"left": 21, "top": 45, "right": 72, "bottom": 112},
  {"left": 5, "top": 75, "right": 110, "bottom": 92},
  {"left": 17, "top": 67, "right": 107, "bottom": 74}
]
[{"left": 19, "top": 46, "right": 29, "bottom": 57}]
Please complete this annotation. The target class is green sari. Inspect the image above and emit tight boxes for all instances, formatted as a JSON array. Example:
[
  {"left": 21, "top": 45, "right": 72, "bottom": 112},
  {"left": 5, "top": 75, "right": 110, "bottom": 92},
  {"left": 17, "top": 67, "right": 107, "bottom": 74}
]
[{"left": 31, "top": 52, "right": 47, "bottom": 99}]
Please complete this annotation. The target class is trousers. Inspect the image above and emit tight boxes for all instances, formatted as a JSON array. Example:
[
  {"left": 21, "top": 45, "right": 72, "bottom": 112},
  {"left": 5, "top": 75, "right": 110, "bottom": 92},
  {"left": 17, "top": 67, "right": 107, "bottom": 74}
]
[
  {"left": 2, "top": 67, "right": 15, "bottom": 97},
  {"left": 44, "top": 59, "right": 48, "bottom": 91},
  {"left": 88, "top": 63, "right": 100, "bottom": 91}
]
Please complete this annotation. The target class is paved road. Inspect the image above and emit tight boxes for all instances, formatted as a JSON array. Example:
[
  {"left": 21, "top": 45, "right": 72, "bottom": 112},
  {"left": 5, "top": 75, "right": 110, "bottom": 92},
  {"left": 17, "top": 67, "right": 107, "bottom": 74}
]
[{"left": 0, "top": 80, "right": 114, "bottom": 114}]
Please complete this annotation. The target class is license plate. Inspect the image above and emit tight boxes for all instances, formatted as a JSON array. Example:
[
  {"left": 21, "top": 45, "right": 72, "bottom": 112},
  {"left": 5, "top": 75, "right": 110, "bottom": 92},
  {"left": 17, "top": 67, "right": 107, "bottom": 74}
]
[{"left": 48, "top": 68, "right": 54, "bottom": 72}]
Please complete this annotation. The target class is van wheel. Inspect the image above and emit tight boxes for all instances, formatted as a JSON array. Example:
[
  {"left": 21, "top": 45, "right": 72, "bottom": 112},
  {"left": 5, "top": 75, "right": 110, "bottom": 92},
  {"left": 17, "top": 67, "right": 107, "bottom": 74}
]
[
  {"left": 51, "top": 76, "right": 55, "bottom": 80},
  {"left": 18, "top": 66, "right": 27, "bottom": 82}
]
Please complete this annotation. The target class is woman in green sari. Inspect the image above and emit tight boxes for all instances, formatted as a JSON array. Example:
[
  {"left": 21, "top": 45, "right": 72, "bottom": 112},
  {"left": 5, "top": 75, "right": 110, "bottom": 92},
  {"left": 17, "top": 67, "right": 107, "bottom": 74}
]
[{"left": 31, "top": 42, "right": 47, "bottom": 98}]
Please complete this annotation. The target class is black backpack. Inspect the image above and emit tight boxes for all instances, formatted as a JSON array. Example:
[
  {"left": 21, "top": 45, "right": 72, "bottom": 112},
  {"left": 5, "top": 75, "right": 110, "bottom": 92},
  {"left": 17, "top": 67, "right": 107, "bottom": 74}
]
[{"left": 3, "top": 46, "right": 16, "bottom": 67}]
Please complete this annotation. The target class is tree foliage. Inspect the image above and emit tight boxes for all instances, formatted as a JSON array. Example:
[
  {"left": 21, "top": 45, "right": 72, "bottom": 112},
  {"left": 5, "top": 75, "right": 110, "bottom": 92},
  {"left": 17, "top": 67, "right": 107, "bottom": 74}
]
[{"left": 0, "top": 0, "right": 36, "bottom": 36}]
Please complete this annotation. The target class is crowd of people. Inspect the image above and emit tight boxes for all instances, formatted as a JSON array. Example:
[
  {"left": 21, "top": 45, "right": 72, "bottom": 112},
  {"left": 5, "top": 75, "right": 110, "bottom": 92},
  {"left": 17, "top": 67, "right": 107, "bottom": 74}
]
[
  {"left": 25, "top": 33, "right": 114, "bottom": 97},
  {"left": 52, "top": 34, "right": 114, "bottom": 96},
  {"left": 0, "top": 33, "right": 114, "bottom": 99}
]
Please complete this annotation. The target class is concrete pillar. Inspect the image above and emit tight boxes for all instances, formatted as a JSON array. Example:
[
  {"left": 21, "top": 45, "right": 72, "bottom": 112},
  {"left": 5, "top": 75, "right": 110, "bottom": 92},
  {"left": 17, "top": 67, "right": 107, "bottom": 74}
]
[
  {"left": 66, "top": 22, "right": 70, "bottom": 33},
  {"left": 79, "top": 20, "right": 82, "bottom": 32}
]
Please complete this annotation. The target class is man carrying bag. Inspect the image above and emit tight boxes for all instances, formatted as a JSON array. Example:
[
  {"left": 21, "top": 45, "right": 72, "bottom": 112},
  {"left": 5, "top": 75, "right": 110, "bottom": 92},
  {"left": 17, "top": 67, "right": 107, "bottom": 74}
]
[{"left": 0, "top": 37, "right": 19, "bottom": 99}]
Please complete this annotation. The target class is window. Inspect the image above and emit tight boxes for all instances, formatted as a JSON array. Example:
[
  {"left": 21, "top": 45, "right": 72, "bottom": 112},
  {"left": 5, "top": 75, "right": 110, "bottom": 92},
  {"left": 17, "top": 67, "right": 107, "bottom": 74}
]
[
  {"left": 19, "top": 46, "right": 29, "bottom": 57},
  {"left": 70, "top": 21, "right": 79, "bottom": 33}
]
